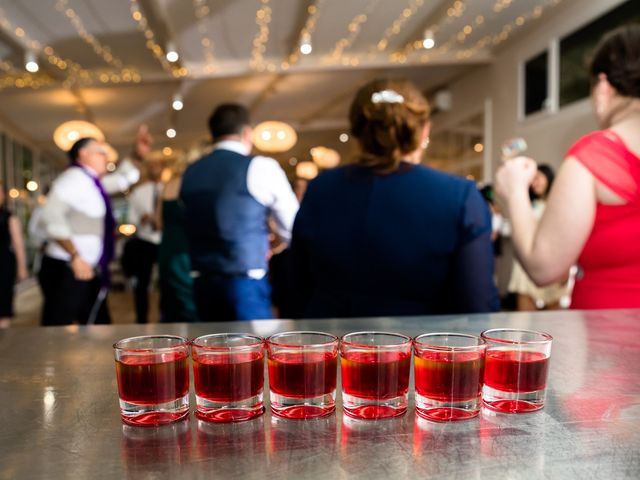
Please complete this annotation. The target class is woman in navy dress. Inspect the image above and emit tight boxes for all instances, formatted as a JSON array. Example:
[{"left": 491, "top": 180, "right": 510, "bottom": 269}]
[{"left": 290, "top": 79, "right": 499, "bottom": 318}]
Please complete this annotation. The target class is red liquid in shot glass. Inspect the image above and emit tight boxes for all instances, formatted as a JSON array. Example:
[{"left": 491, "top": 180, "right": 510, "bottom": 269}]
[
  {"left": 484, "top": 350, "right": 549, "bottom": 393},
  {"left": 193, "top": 351, "right": 264, "bottom": 402},
  {"left": 341, "top": 351, "right": 411, "bottom": 400},
  {"left": 268, "top": 351, "right": 337, "bottom": 398},
  {"left": 115, "top": 351, "right": 189, "bottom": 404},
  {"left": 414, "top": 350, "right": 484, "bottom": 402}
]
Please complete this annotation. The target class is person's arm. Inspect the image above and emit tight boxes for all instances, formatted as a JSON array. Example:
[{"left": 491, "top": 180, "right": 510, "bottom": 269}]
[
  {"left": 247, "top": 157, "right": 299, "bottom": 243},
  {"left": 449, "top": 186, "right": 500, "bottom": 313},
  {"left": 495, "top": 156, "right": 596, "bottom": 285},
  {"left": 8, "top": 216, "right": 28, "bottom": 281},
  {"left": 102, "top": 125, "right": 152, "bottom": 194},
  {"left": 156, "top": 176, "right": 181, "bottom": 231},
  {"left": 101, "top": 158, "right": 140, "bottom": 194}
]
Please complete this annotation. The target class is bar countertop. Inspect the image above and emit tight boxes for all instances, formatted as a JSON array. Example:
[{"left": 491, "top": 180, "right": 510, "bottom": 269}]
[{"left": 1, "top": 309, "right": 639, "bottom": 479}]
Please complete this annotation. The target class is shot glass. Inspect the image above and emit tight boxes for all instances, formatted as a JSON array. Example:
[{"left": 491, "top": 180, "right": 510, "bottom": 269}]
[
  {"left": 340, "top": 331, "right": 412, "bottom": 419},
  {"left": 192, "top": 333, "right": 265, "bottom": 422},
  {"left": 113, "top": 335, "right": 190, "bottom": 426},
  {"left": 413, "top": 333, "right": 486, "bottom": 422},
  {"left": 481, "top": 328, "right": 553, "bottom": 413},
  {"left": 266, "top": 331, "right": 338, "bottom": 419}
]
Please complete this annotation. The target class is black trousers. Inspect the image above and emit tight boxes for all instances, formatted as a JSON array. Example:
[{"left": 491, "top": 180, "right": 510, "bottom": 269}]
[
  {"left": 38, "top": 256, "right": 110, "bottom": 326},
  {"left": 130, "top": 239, "right": 158, "bottom": 324}
]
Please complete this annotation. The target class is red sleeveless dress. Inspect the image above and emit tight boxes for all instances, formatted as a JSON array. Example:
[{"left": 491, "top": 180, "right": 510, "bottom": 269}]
[{"left": 567, "top": 130, "right": 640, "bottom": 309}]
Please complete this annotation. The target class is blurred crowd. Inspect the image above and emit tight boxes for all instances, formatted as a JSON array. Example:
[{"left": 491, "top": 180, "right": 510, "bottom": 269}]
[{"left": 1, "top": 25, "right": 638, "bottom": 327}]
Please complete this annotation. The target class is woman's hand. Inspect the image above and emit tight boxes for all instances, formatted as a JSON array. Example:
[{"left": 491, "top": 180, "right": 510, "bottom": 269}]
[{"left": 495, "top": 156, "right": 538, "bottom": 200}]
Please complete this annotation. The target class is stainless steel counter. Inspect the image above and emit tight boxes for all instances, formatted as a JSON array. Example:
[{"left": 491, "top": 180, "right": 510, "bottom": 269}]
[{"left": 1, "top": 310, "right": 639, "bottom": 479}]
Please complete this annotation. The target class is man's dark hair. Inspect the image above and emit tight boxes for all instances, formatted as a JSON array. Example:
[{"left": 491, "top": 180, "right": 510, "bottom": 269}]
[
  {"left": 208, "top": 103, "right": 250, "bottom": 140},
  {"left": 67, "top": 137, "right": 97, "bottom": 164}
]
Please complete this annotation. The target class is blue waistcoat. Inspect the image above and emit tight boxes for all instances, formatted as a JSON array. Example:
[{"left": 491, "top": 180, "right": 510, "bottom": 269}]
[{"left": 180, "top": 149, "right": 268, "bottom": 275}]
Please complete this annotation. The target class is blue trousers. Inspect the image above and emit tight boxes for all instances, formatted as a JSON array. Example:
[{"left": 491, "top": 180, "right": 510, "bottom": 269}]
[{"left": 193, "top": 274, "right": 273, "bottom": 321}]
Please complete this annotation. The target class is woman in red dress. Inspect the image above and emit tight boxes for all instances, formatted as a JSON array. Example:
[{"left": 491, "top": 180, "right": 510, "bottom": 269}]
[{"left": 495, "top": 25, "right": 640, "bottom": 309}]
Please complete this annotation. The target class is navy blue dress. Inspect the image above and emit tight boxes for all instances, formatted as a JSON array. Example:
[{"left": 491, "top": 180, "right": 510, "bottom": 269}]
[{"left": 291, "top": 162, "right": 499, "bottom": 318}]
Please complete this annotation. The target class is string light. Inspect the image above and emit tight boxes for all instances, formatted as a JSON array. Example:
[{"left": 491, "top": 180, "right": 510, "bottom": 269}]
[
  {"left": 422, "top": 29, "right": 435, "bottom": 49},
  {"left": 299, "top": 33, "right": 312, "bottom": 55},
  {"left": 327, "top": 0, "right": 380, "bottom": 63},
  {"left": 376, "top": 0, "right": 427, "bottom": 52},
  {"left": 129, "top": 0, "right": 184, "bottom": 77},
  {"left": 250, "top": 0, "right": 273, "bottom": 72},
  {"left": 172, "top": 93, "right": 183, "bottom": 111},
  {"left": 391, "top": 0, "right": 468, "bottom": 63},
  {"left": 165, "top": 42, "right": 179, "bottom": 62},
  {"left": 0, "top": 6, "right": 135, "bottom": 89},
  {"left": 24, "top": 51, "right": 39, "bottom": 72},
  {"left": 55, "top": 0, "right": 129, "bottom": 71},
  {"left": 166, "top": 128, "right": 177, "bottom": 139},
  {"left": 193, "top": 0, "right": 216, "bottom": 73},
  {"left": 459, "top": 0, "right": 564, "bottom": 59},
  {"left": 288, "top": 1, "right": 325, "bottom": 66}
]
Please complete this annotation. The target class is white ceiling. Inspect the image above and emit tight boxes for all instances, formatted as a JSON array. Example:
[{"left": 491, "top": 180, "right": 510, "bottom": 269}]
[{"left": 0, "top": 0, "right": 565, "bottom": 166}]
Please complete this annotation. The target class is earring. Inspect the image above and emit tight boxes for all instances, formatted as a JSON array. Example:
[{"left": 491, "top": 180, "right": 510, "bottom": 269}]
[{"left": 421, "top": 138, "right": 430, "bottom": 150}]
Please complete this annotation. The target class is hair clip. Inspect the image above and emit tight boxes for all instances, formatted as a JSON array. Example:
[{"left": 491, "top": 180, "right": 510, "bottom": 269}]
[{"left": 371, "top": 89, "right": 404, "bottom": 104}]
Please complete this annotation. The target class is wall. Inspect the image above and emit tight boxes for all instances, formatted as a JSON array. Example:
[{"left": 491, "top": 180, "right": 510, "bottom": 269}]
[{"left": 434, "top": 0, "right": 628, "bottom": 179}]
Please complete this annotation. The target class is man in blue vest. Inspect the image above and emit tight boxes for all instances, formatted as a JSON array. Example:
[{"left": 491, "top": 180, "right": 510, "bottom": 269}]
[{"left": 180, "top": 103, "right": 299, "bottom": 321}]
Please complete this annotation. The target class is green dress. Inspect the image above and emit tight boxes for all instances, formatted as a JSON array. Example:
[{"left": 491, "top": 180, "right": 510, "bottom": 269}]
[{"left": 158, "top": 199, "right": 197, "bottom": 322}]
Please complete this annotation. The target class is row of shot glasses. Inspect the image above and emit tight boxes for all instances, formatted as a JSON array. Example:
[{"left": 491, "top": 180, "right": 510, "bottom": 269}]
[{"left": 113, "top": 329, "right": 552, "bottom": 427}]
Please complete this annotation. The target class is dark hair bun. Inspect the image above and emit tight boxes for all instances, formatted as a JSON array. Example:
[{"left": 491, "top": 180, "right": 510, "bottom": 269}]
[
  {"left": 590, "top": 24, "right": 640, "bottom": 98},
  {"left": 349, "top": 79, "right": 430, "bottom": 171}
]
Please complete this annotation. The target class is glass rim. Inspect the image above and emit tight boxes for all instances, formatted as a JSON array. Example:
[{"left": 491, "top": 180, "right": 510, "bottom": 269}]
[
  {"left": 266, "top": 330, "right": 338, "bottom": 348},
  {"left": 480, "top": 328, "right": 553, "bottom": 345},
  {"left": 113, "top": 334, "right": 189, "bottom": 352},
  {"left": 413, "top": 332, "right": 486, "bottom": 351},
  {"left": 340, "top": 331, "right": 412, "bottom": 349},
  {"left": 191, "top": 333, "right": 264, "bottom": 350}
]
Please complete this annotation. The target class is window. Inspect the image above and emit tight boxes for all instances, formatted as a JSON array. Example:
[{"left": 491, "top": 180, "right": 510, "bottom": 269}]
[
  {"left": 560, "top": 1, "right": 640, "bottom": 107},
  {"left": 524, "top": 51, "right": 549, "bottom": 116}
]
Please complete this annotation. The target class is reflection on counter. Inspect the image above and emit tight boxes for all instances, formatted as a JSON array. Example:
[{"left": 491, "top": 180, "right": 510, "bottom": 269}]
[
  {"left": 340, "top": 414, "right": 411, "bottom": 477},
  {"left": 268, "top": 414, "right": 337, "bottom": 472},
  {"left": 196, "top": 417, "right": 267, "bottom": 473},
  {"left": 120, "top": 419, "right": 191, "bottom": 475},
  {"left": 412, "top": 415, "right": 482, "bottom": 477}
]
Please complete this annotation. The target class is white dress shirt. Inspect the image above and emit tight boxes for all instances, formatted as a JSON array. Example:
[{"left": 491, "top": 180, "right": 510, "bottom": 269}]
[
  {"left": 42, "top": 161, "right": 140, "bottom": 266},
  {"left": 43, "top": 167, "right": 107, "bottom": 266},
  {"left": 128, "top": 181, "right": 163, "bottom": 245}
]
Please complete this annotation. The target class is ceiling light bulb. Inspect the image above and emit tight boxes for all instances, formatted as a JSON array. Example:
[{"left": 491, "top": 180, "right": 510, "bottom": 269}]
[
  {"left": 166, "top": 42, "right": 179, "bottom": 62},
  {"left": 300, "top": 34, "right": 312, "bottom": 55},
  {"left": 172, "top": 93, "right": 183, "bottom": 111},
  {"left": 25, "top": 51, "right": 39, "bottom": 72},
  {"left": 166, "top": 128, "right": 177, "bottom": 138},
  {"left": 300, "top": 42, "right": 312, "bottom": 55},
  {"left": 423, "top": 30, "right": 435, "bottom": 49}
]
